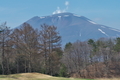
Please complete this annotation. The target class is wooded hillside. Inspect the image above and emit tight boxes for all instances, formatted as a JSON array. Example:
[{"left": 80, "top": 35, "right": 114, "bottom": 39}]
[{"left": 0, "top": 23, "right": 120, "bottom": 78}]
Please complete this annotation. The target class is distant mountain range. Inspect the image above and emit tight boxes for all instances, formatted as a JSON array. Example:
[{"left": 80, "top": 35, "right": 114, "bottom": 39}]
[{"left": 18, "top": 12, "right": 120, "bottom": 45}]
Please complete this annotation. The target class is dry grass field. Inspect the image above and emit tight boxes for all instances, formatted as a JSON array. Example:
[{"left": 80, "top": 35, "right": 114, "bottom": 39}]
[
  {"left": 0, "top": 73, "right": 93, "bottom": 80},
  {"left": 96, "top": 78, "right": 120, "bottom": 80},
  {"left": 0, "top": 73, "right": 119, "bottom": 80}
]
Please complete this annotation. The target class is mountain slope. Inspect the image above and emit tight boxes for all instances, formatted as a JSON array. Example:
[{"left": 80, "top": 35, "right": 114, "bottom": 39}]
[{"left": 19, "top": 12, "right": 120, "bottom": 45}]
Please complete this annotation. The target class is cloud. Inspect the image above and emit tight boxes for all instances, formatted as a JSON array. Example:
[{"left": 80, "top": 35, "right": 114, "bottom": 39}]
[
  {"left": 53, "top": 7, "right": 65, "bottom": 14},
  {"left": 52, "top": 1, "right": 69, "bottom": 14},
  {"left": 65, "top": 1, "right": 69, "bottom": 6}
]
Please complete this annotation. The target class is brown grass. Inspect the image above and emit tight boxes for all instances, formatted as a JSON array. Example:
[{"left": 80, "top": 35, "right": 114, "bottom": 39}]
[
  {"left": 0, "top": 73, "right": 90, "bottom": 80},
  {"left": 0, "top": 73, "right": 119, "bottom": 80},
  {"left": 96, "top": 78, "right": 120, "bottom": 80}
]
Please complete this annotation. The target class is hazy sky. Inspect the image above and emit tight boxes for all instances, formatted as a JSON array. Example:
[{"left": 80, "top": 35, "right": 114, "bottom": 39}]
[{"left": 0, "top": 0, "right": 120, "bottom": 29}]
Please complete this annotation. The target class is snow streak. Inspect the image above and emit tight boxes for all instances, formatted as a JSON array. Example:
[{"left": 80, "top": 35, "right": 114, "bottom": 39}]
[{"left": 98, "top": 29, "right": 108, "bottom": 36}]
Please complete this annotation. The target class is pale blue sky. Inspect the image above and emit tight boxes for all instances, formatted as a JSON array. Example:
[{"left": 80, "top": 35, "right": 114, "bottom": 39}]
[{"left": 0, "top": 0, "right": 120, "bottom": 29}]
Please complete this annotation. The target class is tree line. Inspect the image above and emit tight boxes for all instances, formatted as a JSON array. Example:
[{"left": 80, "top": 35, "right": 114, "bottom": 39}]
[
  {"left": 63, "top": 38, "right": 120, "bottom": 78},
  {"left": 0, "top": 22, "right": 120, "bottom": 78},
  {"left": 0, "top": 23, "right": 62, "bottom": 76}
]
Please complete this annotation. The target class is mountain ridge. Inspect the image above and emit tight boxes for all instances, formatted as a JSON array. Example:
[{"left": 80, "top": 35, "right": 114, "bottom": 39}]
[{"left": 18, "top": 12, "right": 120, "bottom": 45}]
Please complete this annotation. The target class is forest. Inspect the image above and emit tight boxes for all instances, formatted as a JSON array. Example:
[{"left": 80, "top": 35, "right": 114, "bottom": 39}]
[{"left": 0, "top": 22, "right": 120, "bottom": 78}]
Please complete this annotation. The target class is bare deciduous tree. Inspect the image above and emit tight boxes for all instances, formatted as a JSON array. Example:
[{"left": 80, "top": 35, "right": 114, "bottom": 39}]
[{"left": 39, "top": 24, "right": 61, "bottom": 75}]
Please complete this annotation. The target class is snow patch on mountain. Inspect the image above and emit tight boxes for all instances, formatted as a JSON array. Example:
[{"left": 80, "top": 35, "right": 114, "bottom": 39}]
[
  {"left": 40, "top": 17, "right": 45, "bottom": 19},
  {"left": 79, "top": 33, "right": 82, "bottom": 37},
  {"left": 88, "top": 20, "right": 97, "bottom": 24},
  {"left": 98, "top": 29, "right": 108, "bottom": 36},
  {"left": 64, "top": 15, "right": 69, "bottom": 17},
  {"left": 58, "top": 16, "right": 61, "bottom": 18},
  {"left": 58, "top": 16, "right": 61, "bottom": 19},
  {"left": 109, "top": 28, "right": 120, "bottom": 32},
  {"left": 101, "top": 26, "right": 106, "bottom": 28},
  {"left": 74, "top": 14, "right": 81, "bottom": 17}
]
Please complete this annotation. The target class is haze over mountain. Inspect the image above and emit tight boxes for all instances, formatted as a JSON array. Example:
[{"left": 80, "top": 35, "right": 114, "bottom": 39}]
[{"left": 19, "top": 12, "right": 120, "bottom": 45}]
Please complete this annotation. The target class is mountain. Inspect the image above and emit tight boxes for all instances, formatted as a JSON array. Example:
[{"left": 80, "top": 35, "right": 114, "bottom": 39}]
[{"left": 19, "top": 12, "right": 120, "bottom": 45}]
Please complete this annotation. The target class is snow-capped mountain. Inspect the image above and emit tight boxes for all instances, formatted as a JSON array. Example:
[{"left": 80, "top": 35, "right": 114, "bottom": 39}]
[{"left": 19, "top": 12, "right": 120, "bottom": 45}]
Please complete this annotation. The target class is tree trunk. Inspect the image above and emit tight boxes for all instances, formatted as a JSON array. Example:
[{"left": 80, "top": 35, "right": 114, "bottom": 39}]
[{"left": 1, "top": 32, "right": 5, "bottom": 75}]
